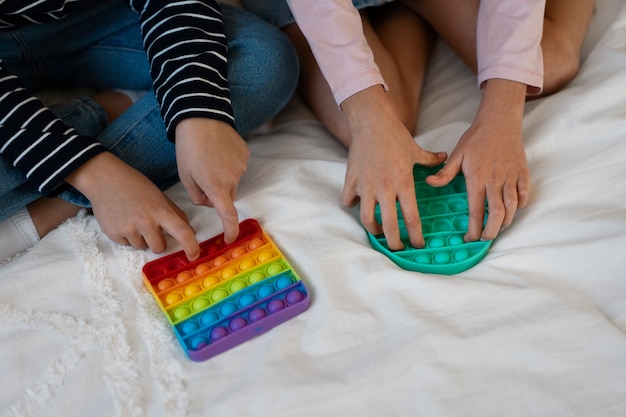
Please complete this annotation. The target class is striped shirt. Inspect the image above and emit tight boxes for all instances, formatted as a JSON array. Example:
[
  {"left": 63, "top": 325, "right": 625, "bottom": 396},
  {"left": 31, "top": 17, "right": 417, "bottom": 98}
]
[{"left": 0, "top": 0, "right": 234, "bottom": 196}]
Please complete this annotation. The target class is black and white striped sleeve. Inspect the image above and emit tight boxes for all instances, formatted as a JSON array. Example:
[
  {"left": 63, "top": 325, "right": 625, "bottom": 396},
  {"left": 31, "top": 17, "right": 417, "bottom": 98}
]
[
  {"left": 0, "top": 60, "right": 107, "bottom": 196},
  {"left": 129, "top": 0, "right": 235, "bottom": 139}
]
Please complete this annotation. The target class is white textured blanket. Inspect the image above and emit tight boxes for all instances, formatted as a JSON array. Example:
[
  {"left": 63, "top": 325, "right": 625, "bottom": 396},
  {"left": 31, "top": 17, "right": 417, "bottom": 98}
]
[{"left": 2, "top": 1, "right": 626, "bottom": 416}]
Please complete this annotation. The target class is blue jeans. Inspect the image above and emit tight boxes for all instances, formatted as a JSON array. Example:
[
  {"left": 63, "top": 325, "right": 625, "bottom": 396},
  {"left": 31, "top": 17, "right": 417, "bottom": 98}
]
[{"left": 0, "top": 1, "right": 298, "bottom": 219}]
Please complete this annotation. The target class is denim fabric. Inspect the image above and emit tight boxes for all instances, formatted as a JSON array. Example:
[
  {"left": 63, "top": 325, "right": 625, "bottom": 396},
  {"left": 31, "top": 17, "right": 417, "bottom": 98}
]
[
  {"left": 0, "top": 1, "right": 298, "bottom": 219},
  {"left": 241, "top": 0, "right": 395, "bottom": 28}
]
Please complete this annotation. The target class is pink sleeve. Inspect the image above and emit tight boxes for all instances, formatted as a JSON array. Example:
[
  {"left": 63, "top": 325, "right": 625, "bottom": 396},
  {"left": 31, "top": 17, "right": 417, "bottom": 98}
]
[
  {"left": 477, "top": 0, "right": 546, "bottom": 95},
  {"left": 286, "top": 0, "right": 387, "bottom": 107}
]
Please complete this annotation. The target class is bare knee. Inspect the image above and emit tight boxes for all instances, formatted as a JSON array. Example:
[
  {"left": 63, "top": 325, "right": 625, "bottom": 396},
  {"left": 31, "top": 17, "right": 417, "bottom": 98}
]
[
  {"left": 540, "top": 17, "right": 589, "bottom": 96},
  {"left": 541, "top": 43, "right": 582, "bottom": 96}
]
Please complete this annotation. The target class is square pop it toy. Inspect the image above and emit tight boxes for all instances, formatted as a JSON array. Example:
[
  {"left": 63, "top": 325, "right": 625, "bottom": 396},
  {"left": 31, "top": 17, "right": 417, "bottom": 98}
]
[
  {"left": 367, "top": 165, "right": 492, "bottom": 275},
  {"left": 142, "top": 219, "right": 310, "bottom": 361}
]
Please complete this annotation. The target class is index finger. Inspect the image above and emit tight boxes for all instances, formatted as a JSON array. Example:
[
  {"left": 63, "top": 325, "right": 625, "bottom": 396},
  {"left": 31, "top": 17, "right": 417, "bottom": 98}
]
[
  {"left": 481, "top": 184, "right": 506, "bottom": 240},
  {"left": 464, "top": 179, "right": 487, "bottom": 242},
  {"left": 210, "top": 190, "right": 240, "bottom": 244},
  {"left": 397, "top": 187, "right": 424, "bottom": 249},
  {"left": 160, "top": 214, "right": 200, "bottom": 261},
  {"left": 378, "top": 195, "right": 403, "bottom": 251}
]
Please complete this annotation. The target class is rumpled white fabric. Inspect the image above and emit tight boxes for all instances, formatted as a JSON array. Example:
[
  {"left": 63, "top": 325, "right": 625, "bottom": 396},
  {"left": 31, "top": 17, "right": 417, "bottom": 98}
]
[{"left": 1, "top": 1, "right": 626, "bottom": 416}]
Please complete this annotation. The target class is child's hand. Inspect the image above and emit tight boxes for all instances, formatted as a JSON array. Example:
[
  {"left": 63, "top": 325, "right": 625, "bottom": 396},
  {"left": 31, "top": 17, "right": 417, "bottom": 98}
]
[
  {"left": 66, "top": 152, "right": 200, "bottom": 260},
  {"left": 175, "top": 118, "right": 250, "bottom": 244},
  {"left": 426, "top": 79, "right": 530, "bottom": 242},
  {"left": 341, "top": 86, "right": 447, "bottom": 250}
]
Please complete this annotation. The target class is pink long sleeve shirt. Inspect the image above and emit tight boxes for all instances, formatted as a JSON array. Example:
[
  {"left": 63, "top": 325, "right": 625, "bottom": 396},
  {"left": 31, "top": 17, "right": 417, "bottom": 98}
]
[{"left": 286, "top": 0, "right": 545, "bottom": 106}]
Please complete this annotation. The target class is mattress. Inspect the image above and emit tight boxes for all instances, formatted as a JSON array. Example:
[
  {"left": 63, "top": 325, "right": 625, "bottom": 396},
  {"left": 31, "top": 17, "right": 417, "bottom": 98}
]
[{"left": 1, "top": 1, "right": 626, "bottom": 416}]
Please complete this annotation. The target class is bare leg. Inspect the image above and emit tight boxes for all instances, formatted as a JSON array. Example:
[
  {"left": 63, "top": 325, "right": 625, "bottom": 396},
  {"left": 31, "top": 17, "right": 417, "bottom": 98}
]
[
  {"left": 368, "top": 3, "right": 436, "bottom": 134},
  {"left": 283, "top": 2, "right": 435, "bottom": 147},
  {"left": 92, "top": 90, "right": 134, "bottom": 122},
  {"left": 26, "top": 91, "right": 133, "bottom": 238},
  {"left": 400, "top": 0, "right": 595, "bottom": 96},
  {"left": 540, "top": 0, "right": 595, "bottom": 96},
  {"left": 27, "top": 197, "right": 82, "bottom": 238}
]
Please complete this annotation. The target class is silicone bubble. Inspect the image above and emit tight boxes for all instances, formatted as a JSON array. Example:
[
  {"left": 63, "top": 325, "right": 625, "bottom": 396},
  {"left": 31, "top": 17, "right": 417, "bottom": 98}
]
[
  {"left": 276, "top": 275, "right": 294, "bottom": 290},
  {"left": 210, "top": 327, "right": 228, "bottom": 341},
  {"left": 176, "top": 271, "right": 193, "bottom": 284},
  {"left": 220, "top": 302, "right": 238, "bottom": 317},
  {"left": 239, "top": 259, "right": 256, "bottom": 271},
  {"left": 190, "top": 337, "right": 209, "bottom": 350},
  {"left": 268, "top": 299, "right": 286, "bottom": 313},
  {"left": 258, "top": 285, "right": 275, "bottom": 299},
  {"left": 194, "top": 263, "right": 211, "bottom": 275},
  {"left": 248, "top": 237, "right": 265, "bottom": 250},
  {"left": 249, "top": 308, "right": 266, "bottom": 322},
  {"left": 229, "top": 317, "right": 247, "bottom": 331},
  {"left": 201, "top": 311, "right": 219, "bottom": 326},
  {"left": 248, "top": 271, "right": 266, "bottom": 284},
  {"left": 192, "top": 298, "right": 210, "bottom": 312},
  {"left": 181, "top": 321, "right": 199, "bottom": 335},
  {"left": 202, "top": 275, "right": 220, "bottom": 288},
  {"left": 239, "top": 294, "right": 257, "bottom": 307},
  {"left": 142, "top": 218, "right": 310, "bottom": 361},
  {"left": 286, "top": 290, "right": 305, "bottom": 304},
  {"left": 157, "top": 279, "right": 175, "bottom": 292},
  {"left": 367, "top": 164, "right": 492, "bottom": 275},
  {"left": 230, "top": 247, "right": 247, "bottom": 258}
]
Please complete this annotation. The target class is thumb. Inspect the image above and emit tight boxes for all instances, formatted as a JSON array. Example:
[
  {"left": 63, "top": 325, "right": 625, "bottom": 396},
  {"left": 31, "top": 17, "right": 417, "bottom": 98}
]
[
  {"left": 426, "top": 157, "right": 460, "bottom": 187},
  {"left": 415, "top": 149, "right": 448, "bottom": 168}
]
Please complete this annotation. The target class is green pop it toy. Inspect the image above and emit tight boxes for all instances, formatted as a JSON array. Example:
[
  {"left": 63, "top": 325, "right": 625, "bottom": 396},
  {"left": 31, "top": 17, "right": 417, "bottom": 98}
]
[{"left": 367, "top": 164, "right": 492, "bottom": 275}]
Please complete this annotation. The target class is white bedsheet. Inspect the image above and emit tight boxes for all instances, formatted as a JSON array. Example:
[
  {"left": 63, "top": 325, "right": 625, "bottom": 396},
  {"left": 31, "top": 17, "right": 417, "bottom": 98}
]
[{"left": 2, "top": 1, "right": 626, "bottom": 416}]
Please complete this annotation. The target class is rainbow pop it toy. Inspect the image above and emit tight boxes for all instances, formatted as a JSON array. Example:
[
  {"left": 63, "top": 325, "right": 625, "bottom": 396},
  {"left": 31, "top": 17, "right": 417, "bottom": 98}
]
[
  {"left": 143, "top": 219, "right": 310, "bottom": 361},
  {"left": 367, "top": 164, "right": 492, "bottom": 275}
]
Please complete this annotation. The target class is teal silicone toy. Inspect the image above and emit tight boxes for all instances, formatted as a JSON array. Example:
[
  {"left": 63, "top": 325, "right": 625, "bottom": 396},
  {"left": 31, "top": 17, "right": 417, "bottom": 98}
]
[{"left": 367, "top": 164, "right": 492, "bottom": 275}]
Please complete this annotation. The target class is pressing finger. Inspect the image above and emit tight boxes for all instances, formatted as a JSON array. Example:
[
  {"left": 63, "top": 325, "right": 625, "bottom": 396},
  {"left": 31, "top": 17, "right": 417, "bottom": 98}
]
[
  {"left": 481, "top": 185, "right": 505, "bottom": 241},
  {"left": 464, "top": 180, "right": 487, "bottom": 242},
  {"left": 398, "top": 188, "right": 424, "bottom": 249},
  {"left": 378, "top": 196, "right": 403, "bottom": 251},
  {"left": 499, "top": 181, "right": 519, "bottom": 231},
  {"left": 212, "top": 192, "right": 240, "bottom": 244},
  {"left": 359, "top": 193, "right": 383, "bottom": 238},
  {"left": 162, "top": 215, "right": 199, "bottom": 261}
]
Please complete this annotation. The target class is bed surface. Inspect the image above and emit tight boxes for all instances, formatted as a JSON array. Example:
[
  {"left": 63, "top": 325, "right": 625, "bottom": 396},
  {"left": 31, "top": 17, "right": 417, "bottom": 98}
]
[{"left": 2, "top": 1, "right": 626, "bottom": 416}]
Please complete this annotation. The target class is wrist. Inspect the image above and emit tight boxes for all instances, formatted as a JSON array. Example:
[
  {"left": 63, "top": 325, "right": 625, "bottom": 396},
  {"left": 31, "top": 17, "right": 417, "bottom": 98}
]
[
  {"left": 65, "top": 152, "right": 108, "bottom": 188},
  {"left": 65, "top": 152, "right": 127, "bottom": 198},
  {"left": 175, "top": 118, "right": 234, "bottom": 139},
  {"left": 477, "top": 79, "right": 527, "bottom": 123},
  {"left": 481, "top": 79, "right": 527, "bottom": 109},
  {"left": 341, "top": 85, "right": 395, "bottom": 133}
]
